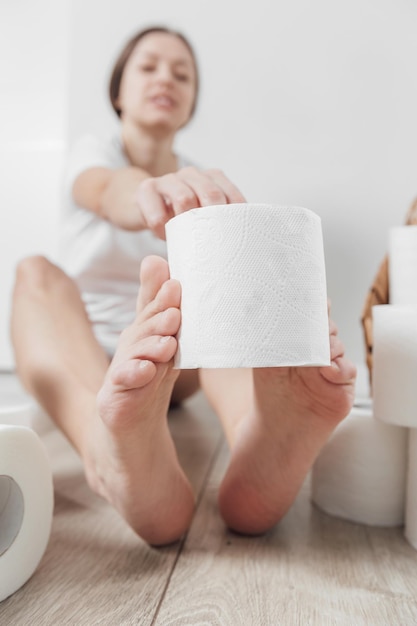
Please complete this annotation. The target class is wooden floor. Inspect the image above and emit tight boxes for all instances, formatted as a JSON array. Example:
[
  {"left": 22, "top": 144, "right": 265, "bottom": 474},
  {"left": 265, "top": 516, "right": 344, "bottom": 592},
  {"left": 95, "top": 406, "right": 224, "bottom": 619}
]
[{"left": 1, "top": 374, "right": 417, "bottom": 625}]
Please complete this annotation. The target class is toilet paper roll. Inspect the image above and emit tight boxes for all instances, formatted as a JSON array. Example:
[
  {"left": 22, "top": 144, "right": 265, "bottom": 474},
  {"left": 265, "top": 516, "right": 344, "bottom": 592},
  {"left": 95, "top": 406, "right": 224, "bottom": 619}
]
[
  {"left": 166, "top": 203, "right": 330, "bottom": 369},
  {"left": 0, "top": 400, "right": 35, "bottom": 427},
  {"left": 373, "top": 305, "right": 417, "bottom": 427},
  {"left": 0, "top": 425, "right": 53, "bottom": 602},
  {"left": 405, "top": 429, "right": 417, "bottom": 549},
  {"left": 311, "top": 405, "right": 407, "bottom": 526},
  {"left": 389, "top": 226, "right": 417, "bottom": 305}
]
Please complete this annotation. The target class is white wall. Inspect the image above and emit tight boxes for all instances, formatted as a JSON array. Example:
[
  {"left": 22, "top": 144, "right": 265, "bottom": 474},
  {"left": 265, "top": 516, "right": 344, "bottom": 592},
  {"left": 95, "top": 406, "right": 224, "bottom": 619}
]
[
  {"left": 0, "top": 0, "right": 70, "bottom": 369},
  {"left": 2, "top": 0, "right": 417, "bottom": 372}
]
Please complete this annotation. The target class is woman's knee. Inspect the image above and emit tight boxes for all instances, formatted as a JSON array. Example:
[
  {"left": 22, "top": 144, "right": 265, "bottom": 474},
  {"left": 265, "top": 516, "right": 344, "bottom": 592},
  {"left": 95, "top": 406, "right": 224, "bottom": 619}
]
[{"left": 14, "top": 256, "right": 68, "bottom": 295}]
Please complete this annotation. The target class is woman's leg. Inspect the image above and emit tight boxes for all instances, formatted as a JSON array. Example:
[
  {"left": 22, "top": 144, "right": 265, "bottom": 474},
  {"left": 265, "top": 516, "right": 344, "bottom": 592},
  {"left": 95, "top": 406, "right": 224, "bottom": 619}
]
[
  {"left": 200, "top": 321, "right": 356, "bottom": 535},
  {"left": 11, "top": 255, "right": 194, "bottom": 545},
  {"left": 11, "top": 256, "right": 110, "bottom": 448},
  {"left": 171, "top": 370, "right": 200, "bottom": 405}
]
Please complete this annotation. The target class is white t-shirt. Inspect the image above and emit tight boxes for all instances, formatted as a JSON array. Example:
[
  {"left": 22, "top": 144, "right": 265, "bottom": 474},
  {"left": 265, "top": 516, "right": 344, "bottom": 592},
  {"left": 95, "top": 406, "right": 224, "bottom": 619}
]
[{"left": 58, "top": 134, "right": 191, "bottom": 355}]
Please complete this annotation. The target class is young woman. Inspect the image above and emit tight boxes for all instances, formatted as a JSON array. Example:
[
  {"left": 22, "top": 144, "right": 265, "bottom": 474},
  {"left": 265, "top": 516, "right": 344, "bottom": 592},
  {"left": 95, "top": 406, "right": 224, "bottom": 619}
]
[{"left": 11, "top": 27, "right": 356, "bottom": 545}]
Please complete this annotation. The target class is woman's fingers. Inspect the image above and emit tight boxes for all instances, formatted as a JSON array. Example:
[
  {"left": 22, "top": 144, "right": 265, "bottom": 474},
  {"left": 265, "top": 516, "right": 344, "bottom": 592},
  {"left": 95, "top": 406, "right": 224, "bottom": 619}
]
[
  {"left": 175, "top": 167, "right": 228, "bottom": 211},
  {"left": 136, "top": 178, "right": 173, "bottom": 239},
  {"left": 204, "top": 168, "right": 246, "bottom": 204},
  {"left": 136, "top": 167, "right": 246, "bottom": 239}
]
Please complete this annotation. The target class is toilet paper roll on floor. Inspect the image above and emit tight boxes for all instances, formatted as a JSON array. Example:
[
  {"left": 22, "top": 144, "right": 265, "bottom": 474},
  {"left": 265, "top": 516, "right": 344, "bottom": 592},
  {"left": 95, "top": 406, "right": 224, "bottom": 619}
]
[
  {"left": 0, "top": 425, "right": 53, "bottom": 602},
  {"left": 0, "top": 399, "right": 36, "bottom": 428},
  {"left": 166, "top": 203, "right": 330, "bottom": 369},
  {"left": 373, "top": 305, "right": 417, "bottom": 427},
  {"left": 311, "top": 405, "right": 407, "bottom": 526},
  {"left": 389, "top": 226, "right": 417, "bottom": 305}
]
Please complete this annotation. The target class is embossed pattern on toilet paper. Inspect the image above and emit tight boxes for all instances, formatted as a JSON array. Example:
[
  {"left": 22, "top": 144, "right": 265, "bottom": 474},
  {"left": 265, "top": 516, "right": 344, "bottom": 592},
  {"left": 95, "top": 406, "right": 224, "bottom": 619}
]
[{"left": 166, "top": 204, "right": 330, "bottom": 368}]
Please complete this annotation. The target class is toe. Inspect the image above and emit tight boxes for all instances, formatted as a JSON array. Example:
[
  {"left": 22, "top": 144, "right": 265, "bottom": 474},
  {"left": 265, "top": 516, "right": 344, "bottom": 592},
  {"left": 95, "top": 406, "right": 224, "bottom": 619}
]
[
  {"left": 138, "top": 280, "right": 181, "bottom": 324},
  {"left": 329, "top": 334, "right": 345, "bottom": 361},
  {"left": 320, "top": 356, "right": 357, "bottom": 385},
  {"left": 125, "top": 334, "right": 178, "bottom": 364},
  {"left": 110, "top": 359, "right": 158, "bottom": 390},
  {"left": 135, "top": 307, "right": 181, "bottom": 340},
  {"left": 136, "top": 256, "right": 170, "bottom": 312},
  {"left": 125, "top": 304, "right": 181, "bottom": 343}
]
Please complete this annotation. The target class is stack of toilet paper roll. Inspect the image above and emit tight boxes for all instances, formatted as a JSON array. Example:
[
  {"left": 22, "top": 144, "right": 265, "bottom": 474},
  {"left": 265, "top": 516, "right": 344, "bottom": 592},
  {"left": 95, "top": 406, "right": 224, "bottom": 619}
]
[
  {"left": 374, "top": 224, "right": 417, "bottom": 549},
  {"left": 0, "top": 397, "right": 53, "bottom": 602},
  {"left": 311, "top": 401, "right": 408, "bottom": 526},
  {"left": 312, "top": 225, "right": 417, "bottom": 548}
]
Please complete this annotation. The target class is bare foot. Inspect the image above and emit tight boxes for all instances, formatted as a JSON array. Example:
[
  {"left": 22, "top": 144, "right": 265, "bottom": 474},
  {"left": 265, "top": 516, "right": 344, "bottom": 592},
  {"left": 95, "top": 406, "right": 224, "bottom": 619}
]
[
  {"left": 218, "top": 320, "right": 356, "bottom": 535},
  {"left": 83, "top": 256, "right": 194, "bottom": 545}
]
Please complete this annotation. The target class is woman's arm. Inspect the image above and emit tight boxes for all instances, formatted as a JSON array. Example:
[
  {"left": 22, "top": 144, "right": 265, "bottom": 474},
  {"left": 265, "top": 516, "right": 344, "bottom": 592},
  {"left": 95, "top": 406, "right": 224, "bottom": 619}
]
[
  {"left": 72, "top": 166, "right": 150, "bottom": 231},
  {"left": 73, "top": 165, "right": 246, "bottom": 239}
]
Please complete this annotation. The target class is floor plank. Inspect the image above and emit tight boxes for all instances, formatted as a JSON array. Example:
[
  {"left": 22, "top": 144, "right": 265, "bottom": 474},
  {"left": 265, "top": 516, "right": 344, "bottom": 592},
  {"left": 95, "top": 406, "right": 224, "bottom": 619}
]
[{"left": 156, "top": 442, "right": 417, "bottom": 626}]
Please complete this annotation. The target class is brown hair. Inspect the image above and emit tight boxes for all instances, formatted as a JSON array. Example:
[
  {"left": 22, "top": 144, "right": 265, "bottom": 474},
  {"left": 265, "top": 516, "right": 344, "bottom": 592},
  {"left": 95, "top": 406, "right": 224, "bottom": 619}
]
[{"left": 109, "top": 26, "right": 199, "bottom": 122}]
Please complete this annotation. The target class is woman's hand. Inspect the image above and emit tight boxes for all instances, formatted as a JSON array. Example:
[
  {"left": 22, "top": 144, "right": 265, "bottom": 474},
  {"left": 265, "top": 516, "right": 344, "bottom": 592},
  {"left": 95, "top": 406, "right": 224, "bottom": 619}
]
[{"left": 136, "top": 166, "right": 246, "bottom": 239}]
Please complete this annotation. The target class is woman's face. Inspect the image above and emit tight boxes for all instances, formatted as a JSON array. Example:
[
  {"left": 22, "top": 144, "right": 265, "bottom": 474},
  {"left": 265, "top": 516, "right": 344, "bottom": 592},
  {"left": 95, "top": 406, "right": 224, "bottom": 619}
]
[{"left": 117, "top": 32, "right": 197, "bottom": 134}]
